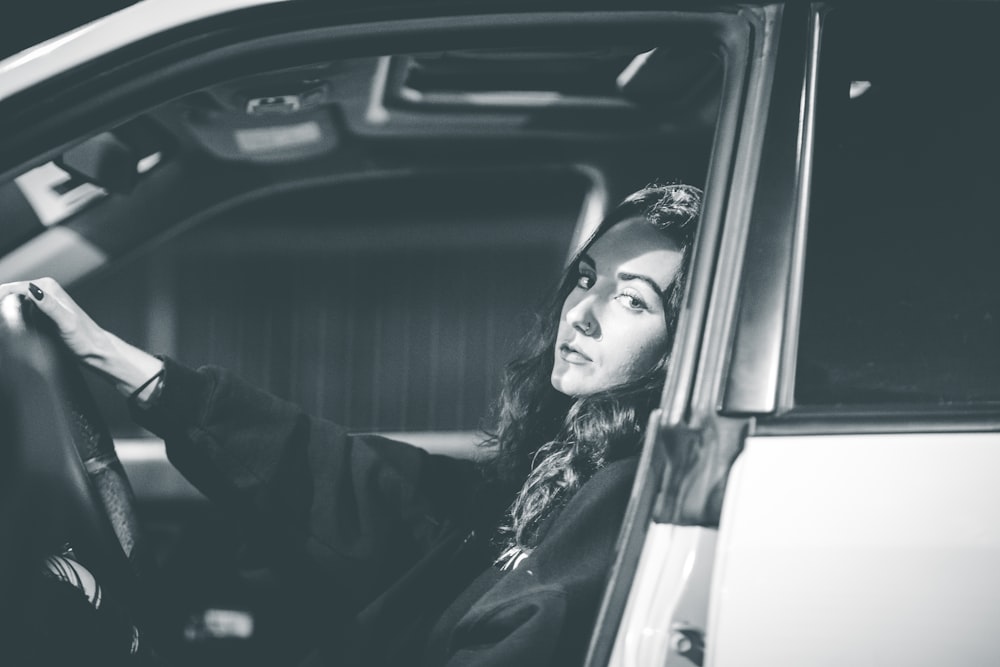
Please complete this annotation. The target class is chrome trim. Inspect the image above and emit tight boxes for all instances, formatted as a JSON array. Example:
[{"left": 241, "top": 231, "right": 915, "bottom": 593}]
[
  {"left": 665, "top": 8, "right": 771, "bottom": 427},
  {"left": 718, "top": 4, "right": 811, "bottom": 415},
  {"left": 775, "top": 6, "right": 823, "bottom": 412},
  {"left": 685, "top": 5, "right": 780, "bottom": 423}
]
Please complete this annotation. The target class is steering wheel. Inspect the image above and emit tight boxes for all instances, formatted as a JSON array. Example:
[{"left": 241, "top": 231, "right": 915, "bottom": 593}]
[{"left": 0, "top": 293, "right": 145, "bottom": 623}]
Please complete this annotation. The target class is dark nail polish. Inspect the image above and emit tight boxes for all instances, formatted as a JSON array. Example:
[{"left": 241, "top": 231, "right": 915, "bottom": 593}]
[{"left": 28, "top": 283, "right": 44, "bottom": 300}]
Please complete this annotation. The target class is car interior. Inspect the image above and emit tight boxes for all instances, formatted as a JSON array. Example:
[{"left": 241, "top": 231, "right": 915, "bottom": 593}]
[{"left": 0, "top": 8, "right": 730, "bottom": 664}]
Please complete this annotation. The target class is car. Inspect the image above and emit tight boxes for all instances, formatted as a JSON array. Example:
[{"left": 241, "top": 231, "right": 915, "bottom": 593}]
[{"left": 1, "top": 1, "right": 999, "bottom": 665}]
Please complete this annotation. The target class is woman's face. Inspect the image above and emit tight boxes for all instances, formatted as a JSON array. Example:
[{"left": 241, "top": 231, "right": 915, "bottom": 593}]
[{"left": 551, "top": 217, "right": 685, "bottom": 397}]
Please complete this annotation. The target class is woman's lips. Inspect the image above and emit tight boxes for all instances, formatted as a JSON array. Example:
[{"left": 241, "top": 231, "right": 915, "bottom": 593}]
[{"left": 559, "top": 343, "right": 592, "bottom": 364}]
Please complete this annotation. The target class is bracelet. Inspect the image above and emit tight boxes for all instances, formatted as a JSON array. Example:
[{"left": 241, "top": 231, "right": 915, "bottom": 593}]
[{"left": 129, "top": 366, "right": 165, "bottom": 407}]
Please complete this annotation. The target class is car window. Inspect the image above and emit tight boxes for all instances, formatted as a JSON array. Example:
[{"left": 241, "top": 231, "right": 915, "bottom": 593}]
[
  {"left": 795, "top": 4, "right": 1000, "bottom": 406},
  {"left": 27, "top": 41, "right": 719, "bottom": 440},
  {"left": 75, "top": 170, "right": 588, "bottom": 438}
]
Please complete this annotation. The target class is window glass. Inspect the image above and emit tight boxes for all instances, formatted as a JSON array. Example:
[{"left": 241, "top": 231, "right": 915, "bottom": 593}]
[
  {"left": 75, "top": 172, "right": 585, "bottom": 437},
  {"left": 796, "top": 6, "right": 1000, "bottom": 405}
]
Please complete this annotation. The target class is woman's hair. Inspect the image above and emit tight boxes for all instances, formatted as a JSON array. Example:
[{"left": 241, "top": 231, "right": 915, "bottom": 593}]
[{"left": 481, "top": 182, "right": 703, "bottom": 558}]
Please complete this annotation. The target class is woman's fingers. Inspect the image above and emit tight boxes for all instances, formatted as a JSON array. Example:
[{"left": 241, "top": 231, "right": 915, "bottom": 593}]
[
  {"left": 0, "top": 281, "right": 46, "bottom": 321},
  {"left": 0, "top": 278, "right": 102, "bottom": 358},
  {"left": 0, "top": 278, "right": 72, "bottom": 330},
  {"left": 24, "top": 277, "right": 84, "bottom": 330},
  {"left": 0, "top": 280, "right": 34, "bottom": 301},
  {"left": 0, "top": 278, "right": 61, "bottom": 303}
]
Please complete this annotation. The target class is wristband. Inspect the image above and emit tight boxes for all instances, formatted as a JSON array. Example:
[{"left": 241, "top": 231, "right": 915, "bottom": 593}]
[{"left": 128, "top": 366, "right": 165, "bottom": 407}]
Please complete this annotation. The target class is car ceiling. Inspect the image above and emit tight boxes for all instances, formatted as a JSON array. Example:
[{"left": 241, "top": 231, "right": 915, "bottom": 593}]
[{"left": 0, "top": 9, "right": 726, "bottom": 283}]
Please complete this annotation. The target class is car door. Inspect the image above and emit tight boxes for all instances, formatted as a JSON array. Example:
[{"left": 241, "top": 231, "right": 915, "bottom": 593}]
[{"left": 599, "top": 3, "right": 1000, "bottom": 666}]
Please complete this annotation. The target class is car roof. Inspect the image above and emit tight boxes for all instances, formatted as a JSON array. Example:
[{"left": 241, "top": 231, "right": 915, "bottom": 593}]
[
  {"left": 0, "top": 0, "right": 140, "bottom": 61},
  {"left": 0, "top": 0, "right": 780, "bottom": 104},
  {"left": 0, "top": 0, "right": 296, "bottom": 103}
]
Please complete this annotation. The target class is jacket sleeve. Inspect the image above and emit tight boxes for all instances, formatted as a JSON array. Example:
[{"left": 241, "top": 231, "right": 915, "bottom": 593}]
[
  {"left": 440, "top": 457, "right": 638, "bottom": 667},
  {"left": 128, "top": 356, "right": 484, "bottom": 608}
]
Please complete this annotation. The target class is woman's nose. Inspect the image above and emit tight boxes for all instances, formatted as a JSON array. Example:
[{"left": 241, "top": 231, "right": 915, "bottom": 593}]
[{"left": 566, "top": 295, "right": 599, "bottom": 337}]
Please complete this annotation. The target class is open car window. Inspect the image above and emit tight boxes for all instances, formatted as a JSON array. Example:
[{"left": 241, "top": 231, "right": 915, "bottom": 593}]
[
  {"left": 1, "top": 40, "right": 721, "bottom": 444},
  {"left": 75, "top": 169, "right": 589, "bottom": 440}
]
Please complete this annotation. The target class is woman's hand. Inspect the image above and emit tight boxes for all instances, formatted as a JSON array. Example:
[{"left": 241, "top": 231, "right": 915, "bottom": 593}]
[
  {"left": 0, "top": 277, "right": 107, "bottom": 363},
  {"left": 0, "top": 277, "right": 162, "bottom": 399}
]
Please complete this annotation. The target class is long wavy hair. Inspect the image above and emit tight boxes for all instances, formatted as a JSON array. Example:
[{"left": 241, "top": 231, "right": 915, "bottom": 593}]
[{"left": 480, "top": 183, "right": 703, "bottom": 561}]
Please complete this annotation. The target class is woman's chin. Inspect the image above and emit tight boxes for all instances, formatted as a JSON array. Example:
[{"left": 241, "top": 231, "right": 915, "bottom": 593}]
[
  {"left": 550, "top": 371, "right": 590, "bottom": 397},
  {"left": 550, "top": 371, "right": 571, "bottom": 396}
]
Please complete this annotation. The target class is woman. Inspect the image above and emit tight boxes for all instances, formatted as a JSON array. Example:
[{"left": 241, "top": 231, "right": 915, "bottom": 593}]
[{"left": 0, "top": 182, "right": 701, "bottom": 666}]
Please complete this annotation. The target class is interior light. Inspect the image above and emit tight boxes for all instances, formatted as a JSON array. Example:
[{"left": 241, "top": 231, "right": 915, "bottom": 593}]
[{"left": 234, "top": 121, "right": 322, "bottom": 154}]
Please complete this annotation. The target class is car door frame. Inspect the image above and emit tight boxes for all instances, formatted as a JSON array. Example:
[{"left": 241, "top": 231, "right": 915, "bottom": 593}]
[{"left": 585, "top": 2, "right": 820, "bottom": 665}]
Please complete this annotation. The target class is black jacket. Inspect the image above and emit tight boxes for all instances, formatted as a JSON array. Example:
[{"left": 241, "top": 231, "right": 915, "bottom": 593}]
[{"left": 131, "top": 357, "right": 637, "bottom": 666}]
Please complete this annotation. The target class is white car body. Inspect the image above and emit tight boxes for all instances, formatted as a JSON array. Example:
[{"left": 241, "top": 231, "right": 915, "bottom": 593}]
[{"left": 0, "top": 0, "right": 291, "bottom": 103}]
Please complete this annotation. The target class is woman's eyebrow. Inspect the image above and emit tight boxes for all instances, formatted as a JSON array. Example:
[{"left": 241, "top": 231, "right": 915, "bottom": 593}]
[{"left": 618, "top": 272, "right": 665, "bottom": 301}]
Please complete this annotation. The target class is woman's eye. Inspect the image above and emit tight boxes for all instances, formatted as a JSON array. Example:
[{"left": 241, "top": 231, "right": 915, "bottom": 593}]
[
  {"left": 616, "top": 291, "right": 648, "bottom": 311},
  {"left": 576, "top": 271, "right": 595, "bottom": 289}
]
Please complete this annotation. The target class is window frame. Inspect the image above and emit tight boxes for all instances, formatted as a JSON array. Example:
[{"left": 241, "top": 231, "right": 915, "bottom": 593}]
[
  {"left": 725, "top": 2, "right": 1000, "bottom": 434},
  {"left": 715, "top": 2, "right": 816, "bottom": 417}
]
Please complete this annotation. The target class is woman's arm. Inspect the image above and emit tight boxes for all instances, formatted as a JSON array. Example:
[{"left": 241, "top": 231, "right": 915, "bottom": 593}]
[
  {"left": 133, "top": 358, "right": 485, "bottom": 609},
  {"left": 0, "top": 277, "right": 485, "bottom": 609}
]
